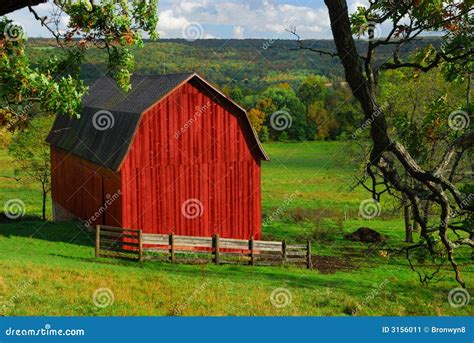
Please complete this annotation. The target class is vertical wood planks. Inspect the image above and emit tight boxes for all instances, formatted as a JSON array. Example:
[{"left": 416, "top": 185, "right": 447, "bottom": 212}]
[
  {"left": 60, "top": 79, "right": 265, "bottom": 241},
  {"left": 95, "top": 225, "right": 101, "bottom": 258}
]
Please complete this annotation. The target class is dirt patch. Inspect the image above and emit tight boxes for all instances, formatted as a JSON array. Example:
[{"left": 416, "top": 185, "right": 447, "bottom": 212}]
[
  {"left": 344, "top": 227, "right": 388, "bottom": 243},
  {"left": 311, "top": 254, "right": 359, "bottom": 274}
]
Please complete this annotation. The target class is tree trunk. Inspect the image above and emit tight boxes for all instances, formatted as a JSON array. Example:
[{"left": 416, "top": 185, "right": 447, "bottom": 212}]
[
  {"left": 403, "top": 196, "right": 413, "bottom": 243},
  {"left": 324, "top": 0, "right": 469, "bottom": 286},
  {"left": 403, "top": 172, "right": 413, "bottom": 242},
  {"left": 412, "top": 216, "right": 419, "bottom": 232},
  {"left": 422, "top": 200, "right": 431, "bottom": 226},
  {"left": 42, "top": 190, "right": 47, "bottom": 221}
]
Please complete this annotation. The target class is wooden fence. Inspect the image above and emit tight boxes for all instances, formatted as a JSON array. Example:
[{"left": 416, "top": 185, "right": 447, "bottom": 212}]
[
  {"left": 95, "top": 225, "right": 143, "bottom": 261},
  {"left": 95, "top": 225, "right": 312, "bottom": 268}
]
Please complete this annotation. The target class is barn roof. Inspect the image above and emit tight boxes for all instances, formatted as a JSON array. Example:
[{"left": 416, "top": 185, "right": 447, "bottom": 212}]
[{"left": 46, "top": 73, "right": 269, "bottom": 171}]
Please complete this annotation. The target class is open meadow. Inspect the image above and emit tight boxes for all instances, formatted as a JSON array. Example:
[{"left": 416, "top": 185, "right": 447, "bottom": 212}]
[{"left": 0, "top": 142, "right": 472, "bottom": 316}]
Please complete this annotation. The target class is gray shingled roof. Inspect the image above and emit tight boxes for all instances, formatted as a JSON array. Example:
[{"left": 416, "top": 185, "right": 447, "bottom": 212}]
[
  {"left": 46, "top": 73, "right": 268, "bottom": 171},
  {"left": 46, "top": 106, "right": 140, "bottom": 171},
  {"left": 82, "top": 73, "right": 194, "bottom": 113}
]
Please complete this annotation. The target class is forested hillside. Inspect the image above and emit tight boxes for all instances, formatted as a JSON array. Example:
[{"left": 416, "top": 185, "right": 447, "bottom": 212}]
[
  {"left": 28, "top": 37, "right": 442, "bottom": 90},
  {"left": 25, "top": 37, "right": 448, "bottom": 142}
]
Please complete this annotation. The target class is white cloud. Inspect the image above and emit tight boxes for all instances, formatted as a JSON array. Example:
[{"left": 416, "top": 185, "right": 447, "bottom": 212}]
[
  {"left": 157, "top": 0, "right": 333, "bottom": 39},
  {"left": 233, "top": 26, "right": 244, "bottom": 39},
  {"left": 7, "top": 0, "right": 348, "bottom": 39},
  {"left": 158, "top": 9, "right": 191, "bottom": 37}
]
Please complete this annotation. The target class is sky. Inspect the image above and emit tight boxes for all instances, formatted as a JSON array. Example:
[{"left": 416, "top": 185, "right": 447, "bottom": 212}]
[{"left": 6, "top": 0, "right": 369, "bottom": 40}]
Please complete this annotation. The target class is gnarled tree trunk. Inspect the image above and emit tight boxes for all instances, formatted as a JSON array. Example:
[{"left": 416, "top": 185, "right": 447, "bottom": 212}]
[{"left": 324, "top": 0, "right": 472, "bottom": 287}]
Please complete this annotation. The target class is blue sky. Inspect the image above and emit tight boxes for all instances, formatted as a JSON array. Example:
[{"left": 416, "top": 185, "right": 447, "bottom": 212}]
[{"left": 6, "top": 0, "right": 368, "bottom": 40}]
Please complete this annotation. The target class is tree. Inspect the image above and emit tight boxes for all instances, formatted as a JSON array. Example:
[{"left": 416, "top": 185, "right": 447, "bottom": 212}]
[
  {"left": 259, "top": 126, "right": 269, "bottom": 142},
  {"left": 247, "top": 108, "right": 265, "bottom": 134},
  {"left": 379, "top": 68, "right": 468, "bottom": 243},
  {"left": 326, "top": 81, "right": 363, "bottom": 140},
  {"left": 297, "top": 75, "right": 328, "bottom": 105},
  {"left": 298, "top": 75, "right": 331, "bottom": 140},
  {"left": 1, "top": 0, "right": 158, "bottom": 131},
  {"left": 259, "top": 84, "right": 307, "bottom": 141},
  {"left": 8, "top": 114, "right": 53, "bottom": 220},
  {"left": 298, "top": 0, "right": 474, "bottom": 286},
  {"left": 307, "top": 100, "right": 337, "bottom": 140},
  {"left": 230, "top": 86, "right": 244, "bottom": 103}
]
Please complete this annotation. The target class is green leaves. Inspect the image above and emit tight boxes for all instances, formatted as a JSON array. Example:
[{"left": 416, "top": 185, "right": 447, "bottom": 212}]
[
  {"left": 56, "top": 0, "right": 158, "bottom": 91},
  {"left": 1, "top": 0, "right": 159, "bottom": 131},
  {"left": 108, "top": 46, "right": 134, "bottom": 92}
]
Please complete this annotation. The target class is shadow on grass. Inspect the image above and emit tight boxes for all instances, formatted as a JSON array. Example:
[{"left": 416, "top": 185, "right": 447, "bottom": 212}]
[
  {"left": 49, "top": 250, "right": 375, "bottom": 295},
  {"left": 50, "top": 253, "right": 139, "bottom": 266},
  {"left": 0, "top": 218, "right": 95, "bottom": 247},
  {"left": 5, "top": 216, "right": 451, "bottom": 297},
  {"left": 0, "top": 217, "right": 381, "bottom": 294}
]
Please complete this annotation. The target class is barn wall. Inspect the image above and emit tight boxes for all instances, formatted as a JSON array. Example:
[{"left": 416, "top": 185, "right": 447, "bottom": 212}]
[
  {"left": 120, "top": 82, "right": 262, "bottom": 239},
  {"left": 50, "top": 147, "right": 122, "bottom": 227}
]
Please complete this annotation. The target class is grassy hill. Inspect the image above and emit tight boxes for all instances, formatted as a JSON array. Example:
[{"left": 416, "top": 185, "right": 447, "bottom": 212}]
[{"left": 0, "top": 142, "right": 472, "bottom": 316}]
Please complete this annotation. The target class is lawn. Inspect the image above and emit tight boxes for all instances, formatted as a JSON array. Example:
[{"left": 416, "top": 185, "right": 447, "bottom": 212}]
[{"left": 0, "top": 142, "right": 472, "bottom": 316}]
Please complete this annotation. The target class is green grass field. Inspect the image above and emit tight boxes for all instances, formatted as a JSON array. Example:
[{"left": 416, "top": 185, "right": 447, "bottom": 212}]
[{"left": 0, "top": 142, "right": 472, "bottom": 316}]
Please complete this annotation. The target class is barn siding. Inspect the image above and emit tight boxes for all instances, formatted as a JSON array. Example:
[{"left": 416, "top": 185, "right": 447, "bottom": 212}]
[
  {"left": 120, "top": 82, "right": 262, "bottom": 239},
  {"left": 50, "top": 147, "right": 122, "bottom": 227}
]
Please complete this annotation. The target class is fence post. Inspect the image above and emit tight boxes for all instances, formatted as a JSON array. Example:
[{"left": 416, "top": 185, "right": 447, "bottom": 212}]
[
  {"left": 306, "top": 240, "right": 312, "bottom": 269},
  {"left": 213, "top": 234, "right": 220, "bottom": 265},
  {"left": 249, "top": 236, "right": 255, "bottom": 266},
  {"left": 169, "top": 233, "right": 175, "bottom": 263},
  {"left": 281, "top": 239, "right": 287, "bottom": 266},
  {"left": 95, "top": 225, "right": 101, "bottom": 258},
  {"left": 138, "top": 230, "right": 143, "bottom": 262}
]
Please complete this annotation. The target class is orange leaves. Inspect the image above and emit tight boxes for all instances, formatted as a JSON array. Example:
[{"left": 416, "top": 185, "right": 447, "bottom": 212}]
[{"left": 122, "top": 30, "right": 135, "bottom": 45}]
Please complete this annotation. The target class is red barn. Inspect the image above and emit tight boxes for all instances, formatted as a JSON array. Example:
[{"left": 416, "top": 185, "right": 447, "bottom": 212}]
[{"left": 46, "top": 73, "right": 268, "bottom": 239}]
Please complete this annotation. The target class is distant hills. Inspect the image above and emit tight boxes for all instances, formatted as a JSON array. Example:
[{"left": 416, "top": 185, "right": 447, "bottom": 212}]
[{"left": 28, "top": 37, "right": 442, "bottom": 91}]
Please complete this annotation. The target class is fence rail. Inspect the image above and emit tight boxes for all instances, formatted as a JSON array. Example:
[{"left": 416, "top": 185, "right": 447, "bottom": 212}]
[
  {"left": 96, "top": 226, "right": 312, "bottom": 268},
  {"left": 95, "top": 225, "right": 143, "bottom": 260}
]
